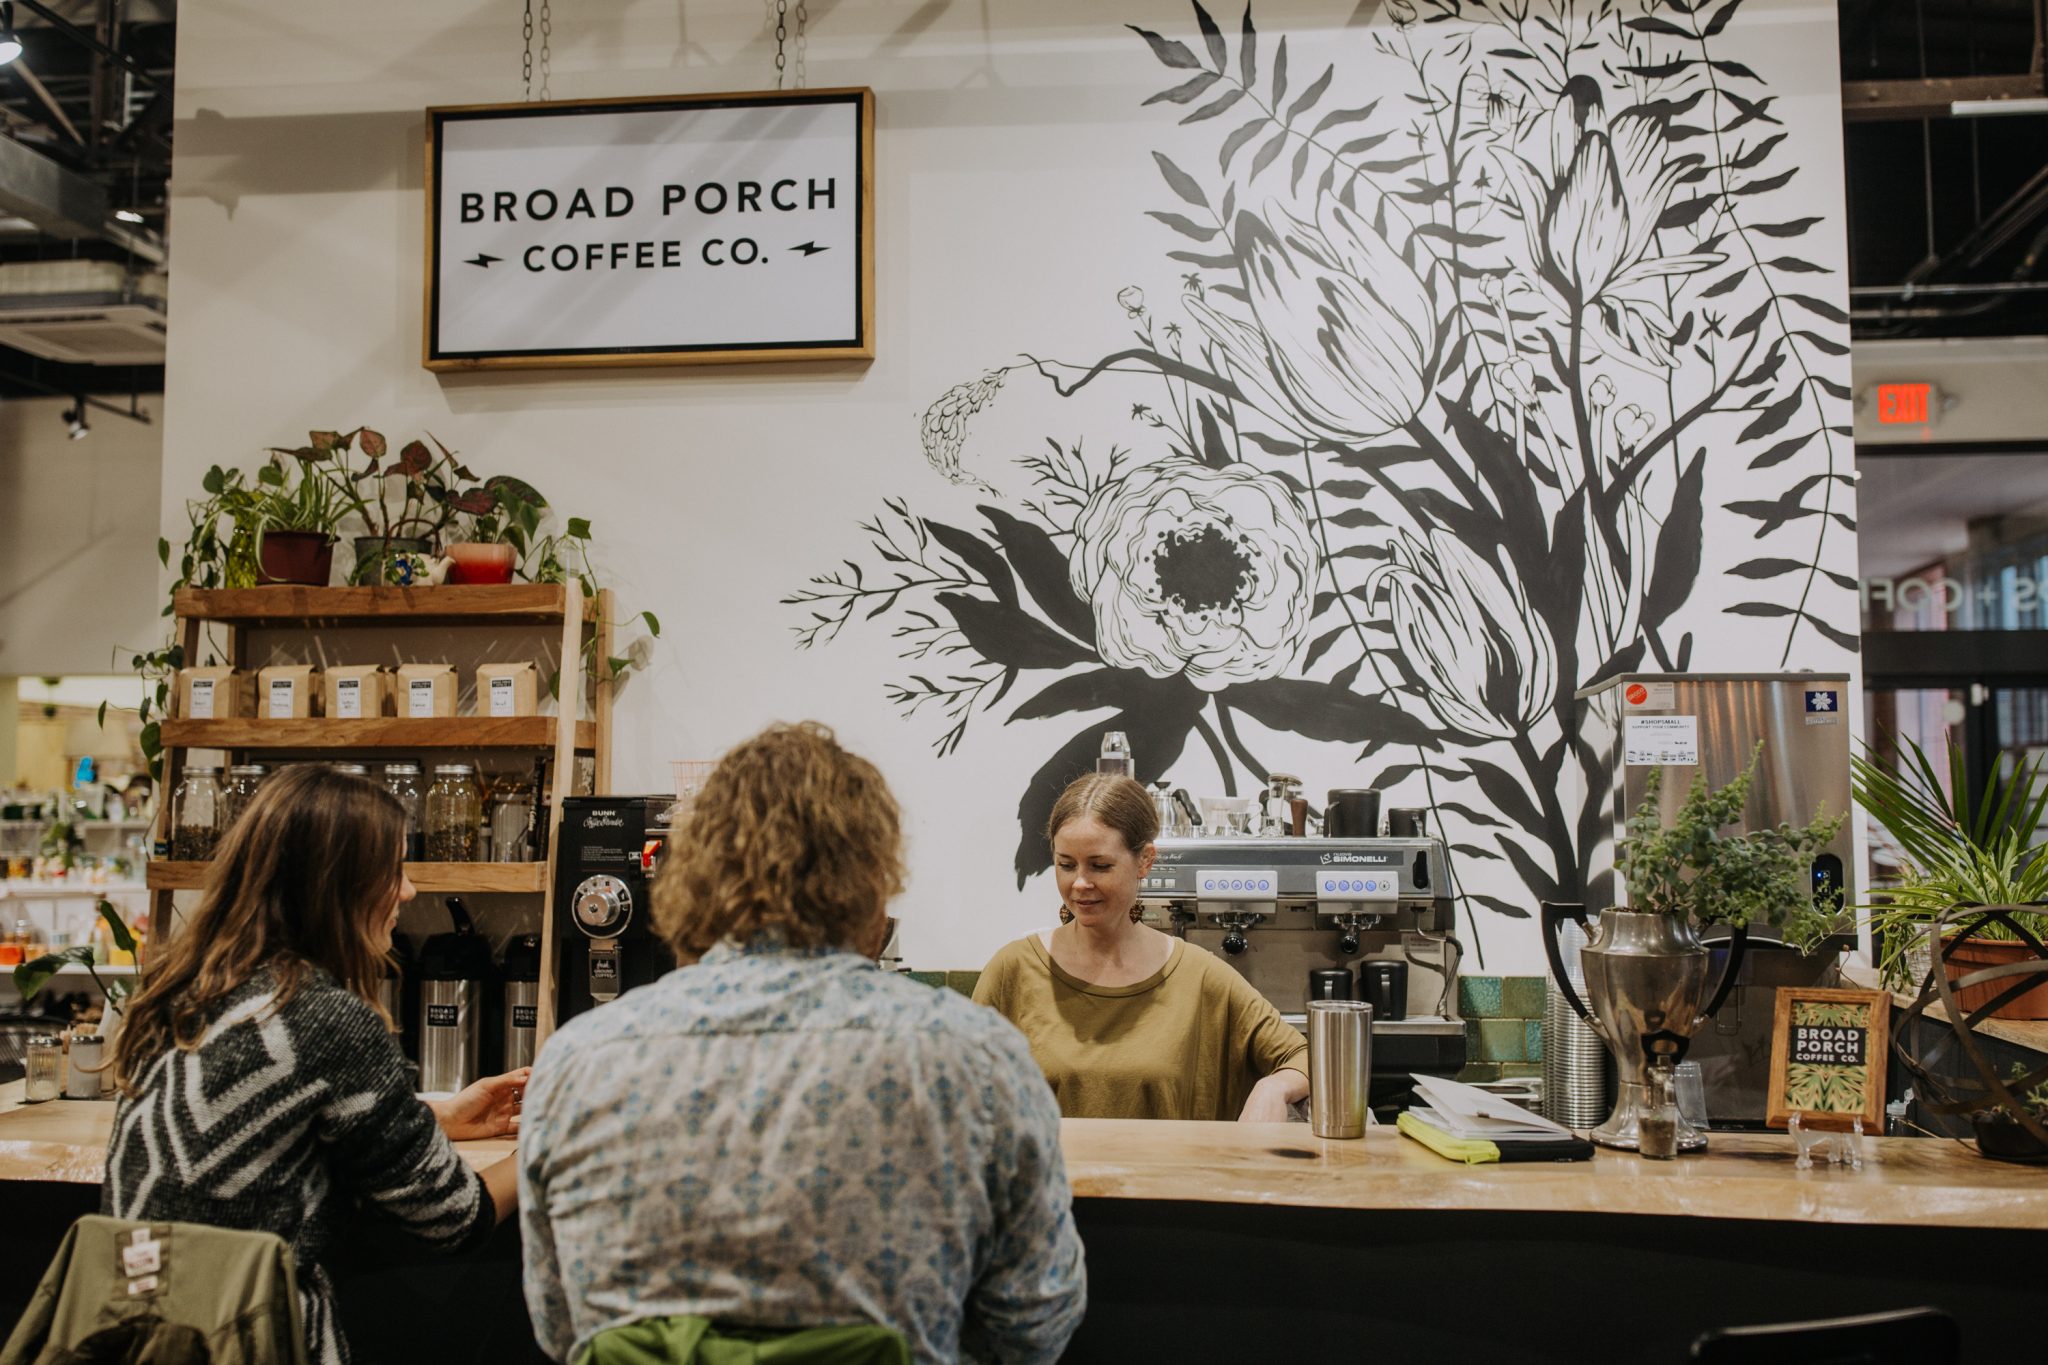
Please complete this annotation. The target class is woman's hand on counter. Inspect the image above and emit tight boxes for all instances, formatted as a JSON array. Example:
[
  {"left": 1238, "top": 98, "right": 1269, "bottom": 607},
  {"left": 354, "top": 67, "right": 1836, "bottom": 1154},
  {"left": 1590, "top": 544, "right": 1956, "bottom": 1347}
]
[
  {"left": 430, "top": 1068, "right": 532, "bottom": 1141},
  {"left": 1238, "top": 1069, "right": 1309, "bottom": 1123}
]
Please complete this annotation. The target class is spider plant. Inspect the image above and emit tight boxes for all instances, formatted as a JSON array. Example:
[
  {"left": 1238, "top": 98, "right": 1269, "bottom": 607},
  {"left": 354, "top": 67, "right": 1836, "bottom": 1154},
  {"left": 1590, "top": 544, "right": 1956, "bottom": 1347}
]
[{"left": 1852, "top": 735, "right": 2048, "bottom": 990}]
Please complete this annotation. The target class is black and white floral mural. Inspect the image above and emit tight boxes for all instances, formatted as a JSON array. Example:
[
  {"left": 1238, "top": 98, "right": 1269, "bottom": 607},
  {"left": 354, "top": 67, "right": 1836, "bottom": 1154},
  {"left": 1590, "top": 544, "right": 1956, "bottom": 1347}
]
[{"left": 784, "top": 0, "right": 1855, "bottom": 964}]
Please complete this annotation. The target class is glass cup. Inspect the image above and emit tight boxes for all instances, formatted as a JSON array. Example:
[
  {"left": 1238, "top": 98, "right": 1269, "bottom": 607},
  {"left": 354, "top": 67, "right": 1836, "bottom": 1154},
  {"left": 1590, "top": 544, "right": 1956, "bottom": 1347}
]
[{"left": 1673, "top": 1061, "right": 1709, "bottom": 1132}]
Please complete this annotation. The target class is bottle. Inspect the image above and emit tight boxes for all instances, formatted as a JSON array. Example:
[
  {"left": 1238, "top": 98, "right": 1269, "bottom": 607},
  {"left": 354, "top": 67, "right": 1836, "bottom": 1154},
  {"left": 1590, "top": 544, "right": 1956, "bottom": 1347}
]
[
  {"left": 24, "top": 1035, "right": 62, "bottom": 1102},
  {"left": 171, "top": 766, "right": 225, "bottom": 861},
  {"left": 1096, "top": 731, "right": 1132, "bottom": 778},
  {"left": 425, "top": 764, "right": 482, "bottom": 862},
  {"left": 384, "top": 763, "right": 426, "bottom": 860}
]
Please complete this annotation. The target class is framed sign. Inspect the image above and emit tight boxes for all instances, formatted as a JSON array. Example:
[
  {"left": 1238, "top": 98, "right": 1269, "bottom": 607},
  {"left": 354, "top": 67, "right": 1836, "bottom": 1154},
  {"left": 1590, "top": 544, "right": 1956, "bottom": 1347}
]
[
  {"left": 424, "top": 88, "right": 873, "bottom": 371},
  {"left": 1766, "top": 987, "right": 1890, "bottom": 1132}
]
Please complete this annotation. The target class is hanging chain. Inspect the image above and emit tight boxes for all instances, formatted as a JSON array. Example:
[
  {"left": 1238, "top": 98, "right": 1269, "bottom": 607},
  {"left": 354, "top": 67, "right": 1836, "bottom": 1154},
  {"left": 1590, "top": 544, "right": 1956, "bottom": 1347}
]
[
  {"left": 537, "top": 0, "right": 552, "bottom": 101},
  {"left": 793, "top": 1, "right": 808, "bottom": 89},
  {"left": 522, "top": 0, "right": 534, "bottom": 100},
  {"left": 773, "top": 0, "right": 788, "bottom": 89}
]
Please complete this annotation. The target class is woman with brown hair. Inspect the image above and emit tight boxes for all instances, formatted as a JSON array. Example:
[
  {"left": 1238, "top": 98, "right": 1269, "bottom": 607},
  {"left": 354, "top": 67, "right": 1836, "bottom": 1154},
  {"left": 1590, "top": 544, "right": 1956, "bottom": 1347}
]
[
  {"left": 519, "top": 721, "right": 1084, "bottom": 1364},
  {"left": 103, "top": 764, "right": 524, "bottom": 1365},
  {"left": 973, "top": 772, "right": 1310, "bottom": 1122}
]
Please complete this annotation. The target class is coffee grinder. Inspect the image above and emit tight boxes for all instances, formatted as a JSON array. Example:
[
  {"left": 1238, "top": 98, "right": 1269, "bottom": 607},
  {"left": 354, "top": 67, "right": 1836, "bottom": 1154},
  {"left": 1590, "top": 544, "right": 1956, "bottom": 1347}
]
[{"left": 552, "top": 795, "right": 676, "bottom": 1024}]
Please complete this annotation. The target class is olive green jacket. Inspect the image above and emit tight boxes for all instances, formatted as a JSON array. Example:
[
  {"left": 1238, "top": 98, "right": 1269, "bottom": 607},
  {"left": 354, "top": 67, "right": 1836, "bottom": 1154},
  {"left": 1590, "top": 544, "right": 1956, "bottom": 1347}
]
[{"left": 1, "top": 1216, "right": 306, "bottom": 1365}]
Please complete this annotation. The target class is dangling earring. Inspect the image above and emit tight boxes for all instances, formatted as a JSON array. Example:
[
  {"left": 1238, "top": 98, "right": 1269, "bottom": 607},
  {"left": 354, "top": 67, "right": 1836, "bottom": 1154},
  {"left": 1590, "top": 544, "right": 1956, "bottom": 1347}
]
[
  {"left": 1059, "top": 907, "right": 1074, "bottom": 924},
  {"left": 1129, "top": 905, "right": 1142, "bottom": 924}
]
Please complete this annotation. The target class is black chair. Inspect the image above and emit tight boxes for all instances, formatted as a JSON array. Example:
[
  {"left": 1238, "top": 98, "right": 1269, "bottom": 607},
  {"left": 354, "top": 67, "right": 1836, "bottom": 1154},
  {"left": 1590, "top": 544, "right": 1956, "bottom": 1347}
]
[{"left": 1689, "top": 1307, "right": 1960, "bottom": 1365}]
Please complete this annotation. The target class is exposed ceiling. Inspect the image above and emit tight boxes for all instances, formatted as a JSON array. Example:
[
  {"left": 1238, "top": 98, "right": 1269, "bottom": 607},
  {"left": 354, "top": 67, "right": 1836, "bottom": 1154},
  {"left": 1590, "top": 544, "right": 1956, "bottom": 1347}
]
[
  {"left": 0, "top": 0, "right": 173, "bottom": 405},
  {"left": 0, "top": 2, "right": 2042, "bottom": 400},
  {"left": 1857, "top": 452, "right": 2048, "bottom": 579}
]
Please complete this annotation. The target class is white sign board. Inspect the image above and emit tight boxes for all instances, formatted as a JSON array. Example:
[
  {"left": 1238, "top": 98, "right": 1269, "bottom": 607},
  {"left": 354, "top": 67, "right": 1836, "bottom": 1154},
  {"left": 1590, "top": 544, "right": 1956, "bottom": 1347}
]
[{"left": 425, "top": 89, "right": 873, "bottom": 371}]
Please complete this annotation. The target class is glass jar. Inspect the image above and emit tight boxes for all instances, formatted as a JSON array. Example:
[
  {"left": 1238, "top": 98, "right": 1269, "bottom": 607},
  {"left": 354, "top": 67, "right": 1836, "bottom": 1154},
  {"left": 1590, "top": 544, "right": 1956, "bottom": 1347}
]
[
  {"left": 487, "top": 780, "right": 536, "bottom": 863},
  {"left": 24, "top": 1034, "right": 62, "bottom": 1103},
  {"left": 332, "top": 762, "right": 371, "bottom": 777},
  {"left": 220, "top": 763, "right": 270, "bottom": 835},
  {"left": 425, "top": 763, "right": 482, "bottom": 862},
  {"left": 171, "top": 765, "right": 225, "bottom": 861},
  {"left": 384, "top": 763, "right": 425, "bottom": 861}
]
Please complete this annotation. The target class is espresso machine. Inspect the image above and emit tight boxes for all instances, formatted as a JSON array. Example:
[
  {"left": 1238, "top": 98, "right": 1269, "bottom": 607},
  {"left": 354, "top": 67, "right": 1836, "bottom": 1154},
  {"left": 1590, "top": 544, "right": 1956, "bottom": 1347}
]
[
  {"left": 1135, "top": 793, "right": 1467, "bottom": 1095},
  {"left": 553, "top": 795, "right": 677, "bottom": 1023}
]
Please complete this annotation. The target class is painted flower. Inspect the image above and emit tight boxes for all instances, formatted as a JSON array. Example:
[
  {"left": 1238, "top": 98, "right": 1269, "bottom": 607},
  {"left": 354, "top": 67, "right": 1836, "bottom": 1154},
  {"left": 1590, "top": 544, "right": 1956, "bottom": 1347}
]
[
  {"left": 1188, "top": 198, "right": 1442, "bottom": 442},
  {"left": 1501, "top": 77, "right": 1725, "bottom": 366},
  {"left": 1363, "top": 529, "right": 1558, "bottom": 740},
  {"left": 1117, "top": 286, "right": 1147, "bottom": 318},
  {"left": 918, "top": 369, "right": 1005, "bottom": 487},
  {"left": 1068, "top": 458, "right": 1317, "bottom": 692},
  {"left": 1613, "top": 404, "right": 1654, "bottom": 450}
]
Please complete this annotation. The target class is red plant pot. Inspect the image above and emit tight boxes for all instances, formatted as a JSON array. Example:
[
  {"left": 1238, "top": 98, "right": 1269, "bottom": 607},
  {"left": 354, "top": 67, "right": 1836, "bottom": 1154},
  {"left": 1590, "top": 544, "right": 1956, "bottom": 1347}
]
[
  {"left": 257, "top": 530, "right": 336, "bottom": 586},
  {"left": 446, "top": 541, "right": 517, "bottom": 585}
]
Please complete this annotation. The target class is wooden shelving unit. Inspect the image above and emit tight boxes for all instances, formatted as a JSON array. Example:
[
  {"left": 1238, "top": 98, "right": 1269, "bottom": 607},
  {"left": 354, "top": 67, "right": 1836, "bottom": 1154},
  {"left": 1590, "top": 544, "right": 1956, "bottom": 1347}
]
[
  {"left": 154, "top": 583, "right": 617, "bottom": 1040},
  {"left": 146, "top": 862, "right": 549, "bottom": 894},
  {"left": 158, "top": 718, "right": 592, "bottom": 752}
]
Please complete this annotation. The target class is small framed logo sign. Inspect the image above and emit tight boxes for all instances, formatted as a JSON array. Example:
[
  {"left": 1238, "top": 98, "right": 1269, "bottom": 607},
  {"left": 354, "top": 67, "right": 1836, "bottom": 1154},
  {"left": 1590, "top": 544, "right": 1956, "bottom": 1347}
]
[
  {"left": 424, "top": 88, "right": 874, "bottom": 371},
  {"left": 1766, "top": 987, "right": 1889, "bottom": 1132}
]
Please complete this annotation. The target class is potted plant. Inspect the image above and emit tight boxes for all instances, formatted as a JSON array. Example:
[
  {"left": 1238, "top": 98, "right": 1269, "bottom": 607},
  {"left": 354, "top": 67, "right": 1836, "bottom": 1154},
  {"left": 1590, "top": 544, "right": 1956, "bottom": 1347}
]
[
  {"left": 444, "top": 475, "right": 547, "bottom": 585},
  {"left": 251, "top": 447, "right": 358, "bottom": 585},
  {"left": 11, "top": 900, "right": 140, "bottom": 1043},
  {"left": 1973, "top": 1065, "right": 2048, "bottom": 1163},
  {"left": 1543, "top": 745, "right": 1844, "bottom": 1150},
  {"left": 1853, "top": 735, "right": 2048, "bottom": 1018},
  {"left": 270, "top": 428, "right": 469, "bottom": 584}
]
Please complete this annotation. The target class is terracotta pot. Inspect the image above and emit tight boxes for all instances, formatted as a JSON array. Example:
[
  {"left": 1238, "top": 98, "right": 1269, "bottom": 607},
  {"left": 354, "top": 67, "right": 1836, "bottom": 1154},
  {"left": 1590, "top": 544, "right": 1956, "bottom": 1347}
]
[
  {"left": 257, "top": 530, "right": 336, "bottom": 586},
  {"left": 1945, "top": 936, "right": 2048, "bottom": 1020},
  {"left": 446, "top": 541, "right": 517, "bottom": 585}
]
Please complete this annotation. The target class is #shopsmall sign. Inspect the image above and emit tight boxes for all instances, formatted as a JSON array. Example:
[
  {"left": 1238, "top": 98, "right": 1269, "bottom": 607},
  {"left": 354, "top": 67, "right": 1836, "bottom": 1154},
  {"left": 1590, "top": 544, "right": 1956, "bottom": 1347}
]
[{"left": 425, "top": 89, "right": 874, "bottom": 370}]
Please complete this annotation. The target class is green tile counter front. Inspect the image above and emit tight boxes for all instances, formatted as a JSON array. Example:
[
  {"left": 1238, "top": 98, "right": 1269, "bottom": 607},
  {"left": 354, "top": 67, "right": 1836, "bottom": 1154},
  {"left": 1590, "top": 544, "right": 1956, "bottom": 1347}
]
[{"left": 1457, "top": 973, "right": 1547, "bottom": 1083}]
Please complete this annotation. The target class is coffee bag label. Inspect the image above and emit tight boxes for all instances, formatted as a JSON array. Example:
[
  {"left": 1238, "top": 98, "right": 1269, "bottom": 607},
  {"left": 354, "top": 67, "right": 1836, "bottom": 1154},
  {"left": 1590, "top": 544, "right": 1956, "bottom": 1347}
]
[
  {"left": 268, "top": 678, "right": 296, "bottom": 718},
  {"left": 189, "top": 678, "right": 216, "bottom": 719},
  {"left": 488, "top": 675, "right": 515, "bottom": 717},
  {"left": 336, "top": 677, "right": 362, "bottom": 718},
  {"left": 408, "top": 677, "right": 435, "bottom": 718}
]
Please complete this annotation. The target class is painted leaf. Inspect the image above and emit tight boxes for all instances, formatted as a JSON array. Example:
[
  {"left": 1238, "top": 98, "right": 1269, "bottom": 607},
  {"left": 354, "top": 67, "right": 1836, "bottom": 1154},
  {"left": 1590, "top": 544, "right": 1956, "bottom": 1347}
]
[
  {"left": 1194, "top": 1, "right": 1227, "bottom": 69},
  {"left": 980, "top": 506, "right": 1097, "bottom": 646},
  {"left": 934, "top": 593, "right": 1096, "bottom": 670},
  {"left": 1226, "top": 679, "right": 1443, "bottom": 747},
  {"left": 923, "top": 519, "right": 1018, "bottom": 609},
  {"left": 1144, "top": 70, "right": 1224, "bottom": 106},
  {"left": 1182, "top": 86, "right": 1248, "bottom": 125},
  {"left": 1152, "top": 152, "right": 1209, "bottom": 208},
  {"left": 1128, "top": 25, "right": 1202, "bottom": 71}
]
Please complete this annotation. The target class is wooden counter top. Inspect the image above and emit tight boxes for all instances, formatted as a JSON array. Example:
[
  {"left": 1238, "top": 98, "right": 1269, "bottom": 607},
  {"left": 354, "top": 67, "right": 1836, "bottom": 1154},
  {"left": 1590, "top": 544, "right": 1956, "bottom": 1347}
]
[
  {"left": 1060, "top": 1118, "right": 2048, "bottom": 1229},
  {"left": 0, "top": 1079, "right": 513, "bottom": 1184},
  {"left": 6, "top": 1075, "right": 2040, "bottom": 1229}
]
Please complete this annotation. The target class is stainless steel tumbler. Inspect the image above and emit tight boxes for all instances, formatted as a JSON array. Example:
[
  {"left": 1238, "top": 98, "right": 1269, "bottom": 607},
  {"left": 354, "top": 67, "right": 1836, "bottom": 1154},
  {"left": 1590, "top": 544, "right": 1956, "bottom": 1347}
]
[{"left": 1307, "top": 1000, "right": 1373, "bottom": 1139}]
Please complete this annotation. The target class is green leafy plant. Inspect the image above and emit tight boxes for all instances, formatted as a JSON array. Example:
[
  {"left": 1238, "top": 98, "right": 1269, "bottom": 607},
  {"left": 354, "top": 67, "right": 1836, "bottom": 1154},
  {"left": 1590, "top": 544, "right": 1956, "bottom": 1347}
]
[
  {"left": 449, "top": 475, "right": 547, "bottom": 554},
  {"left": 253, "top": 446, "right": 359, "bottom": 536},
  {"left": 1616, "top": 743, "right": 1847, "bottom": 949},
  {"left": 1852, "top": 735, "right": 2048, "bottom": 989},
  {"left": 11, "top": 900, "right": 138, "bottom": 1010}
]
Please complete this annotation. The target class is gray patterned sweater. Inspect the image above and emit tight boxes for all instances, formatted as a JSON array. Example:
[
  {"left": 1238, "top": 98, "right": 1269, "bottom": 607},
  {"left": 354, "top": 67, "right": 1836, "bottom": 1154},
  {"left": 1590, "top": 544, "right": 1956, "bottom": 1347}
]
[{"left": 103, "top": 966, "right": 493, "bottom": 1364}]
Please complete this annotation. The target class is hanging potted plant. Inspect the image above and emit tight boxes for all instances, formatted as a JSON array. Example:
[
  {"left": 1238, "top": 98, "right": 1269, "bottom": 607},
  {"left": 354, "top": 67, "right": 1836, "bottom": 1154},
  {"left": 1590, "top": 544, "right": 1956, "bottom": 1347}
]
[
  {"left": 1853, "top": 735, "right": 2048, "bottom": 1019},
  {"left": 1543, "top": 745, "right": 1844, "bottom": 1151}
]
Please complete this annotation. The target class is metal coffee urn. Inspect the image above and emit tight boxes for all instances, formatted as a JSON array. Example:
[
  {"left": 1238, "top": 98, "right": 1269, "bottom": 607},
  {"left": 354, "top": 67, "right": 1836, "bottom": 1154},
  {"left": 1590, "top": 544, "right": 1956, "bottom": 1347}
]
[
  {"left": 417, "top": 897, "right": 492, "bottom": 1094},
  {"left": 501, "top": 933, "right": 542, "bottom": 1070}
]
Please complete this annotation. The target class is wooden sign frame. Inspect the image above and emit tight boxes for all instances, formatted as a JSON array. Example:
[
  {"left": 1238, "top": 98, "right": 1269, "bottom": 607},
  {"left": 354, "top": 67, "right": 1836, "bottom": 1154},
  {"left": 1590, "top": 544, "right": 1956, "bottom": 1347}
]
[
  {"left": 423, "top": 88, "right": 874, "bottom": 372},
  {"left": 1765, "top": 986, "right": 1890, "bottom": 1132}
]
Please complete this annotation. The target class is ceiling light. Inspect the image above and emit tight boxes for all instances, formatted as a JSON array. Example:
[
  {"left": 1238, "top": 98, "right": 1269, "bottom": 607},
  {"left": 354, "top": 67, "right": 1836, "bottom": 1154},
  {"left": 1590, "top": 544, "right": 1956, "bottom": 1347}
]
[
  {"left": 114, "top": 209, "right": 144, "bottom": 224},
  {"left": 62, "top": 401, "right": 89, "bottom": 441},
  {"left": 0, "top": 5, "right": 20, "bottom": 67}
]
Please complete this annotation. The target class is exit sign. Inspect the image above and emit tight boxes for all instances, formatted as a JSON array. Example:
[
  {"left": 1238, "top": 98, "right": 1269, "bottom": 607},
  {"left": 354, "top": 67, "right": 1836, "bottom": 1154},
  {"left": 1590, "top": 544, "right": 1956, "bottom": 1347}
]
[{"left": 1876, "top": 382, "right": 1939, "bottom": 426}]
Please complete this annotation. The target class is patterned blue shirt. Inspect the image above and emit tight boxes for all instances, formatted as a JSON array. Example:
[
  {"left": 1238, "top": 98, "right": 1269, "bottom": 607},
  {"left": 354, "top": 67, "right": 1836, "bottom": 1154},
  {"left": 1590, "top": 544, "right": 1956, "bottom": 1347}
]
[{"left": 519, "top": 941, "right": 1086, "bottom": 1363}]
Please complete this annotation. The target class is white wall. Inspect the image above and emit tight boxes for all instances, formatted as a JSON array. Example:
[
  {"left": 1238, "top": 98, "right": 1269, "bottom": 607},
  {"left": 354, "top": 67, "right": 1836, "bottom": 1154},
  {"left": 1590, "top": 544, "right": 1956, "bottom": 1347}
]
[
  {"left": 168, "top": 0, "right": 1857, "bottom": 973},
  {"left": 0, "top": 395, "right": 164, "bottom": 676}
]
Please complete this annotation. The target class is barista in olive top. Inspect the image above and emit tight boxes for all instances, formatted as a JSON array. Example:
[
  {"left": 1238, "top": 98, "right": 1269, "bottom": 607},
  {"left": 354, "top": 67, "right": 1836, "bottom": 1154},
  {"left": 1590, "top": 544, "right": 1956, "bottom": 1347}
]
[{"left": 974, "top": 774, "right": 1311, "bottom": 1122}]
